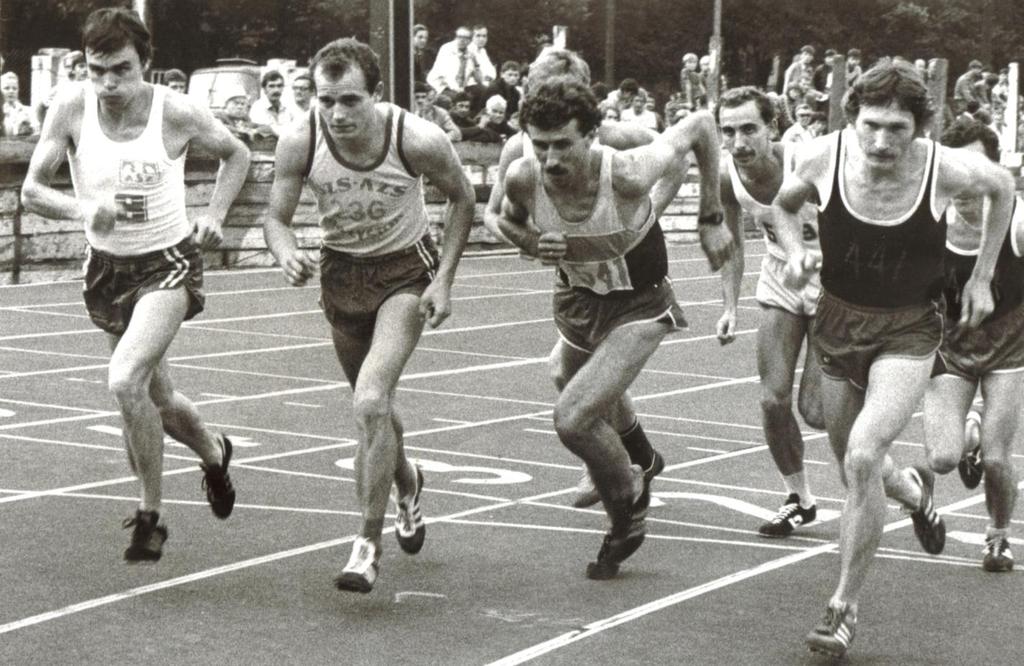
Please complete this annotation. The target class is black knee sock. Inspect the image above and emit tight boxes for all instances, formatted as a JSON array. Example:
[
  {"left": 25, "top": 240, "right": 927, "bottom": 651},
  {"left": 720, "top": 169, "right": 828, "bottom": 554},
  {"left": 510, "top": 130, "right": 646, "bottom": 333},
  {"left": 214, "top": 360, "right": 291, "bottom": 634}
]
[{"left": 619, "top": 419, "right": 655, "bottom": 470}]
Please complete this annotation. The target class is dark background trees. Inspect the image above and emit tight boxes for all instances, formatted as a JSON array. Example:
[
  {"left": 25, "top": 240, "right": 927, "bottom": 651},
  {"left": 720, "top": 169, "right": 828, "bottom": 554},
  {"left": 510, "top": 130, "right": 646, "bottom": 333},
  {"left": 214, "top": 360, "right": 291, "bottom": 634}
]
[{"left": 2, "top": 0, "right": 1022, "bottom": 100}]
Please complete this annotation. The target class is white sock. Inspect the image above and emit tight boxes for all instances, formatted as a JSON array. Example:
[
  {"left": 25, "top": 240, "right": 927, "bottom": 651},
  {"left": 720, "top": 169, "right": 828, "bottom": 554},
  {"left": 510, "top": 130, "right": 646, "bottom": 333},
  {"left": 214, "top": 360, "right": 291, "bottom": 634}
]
[{"left": 783, "top": 471, "right": 814, "bottom": 508}]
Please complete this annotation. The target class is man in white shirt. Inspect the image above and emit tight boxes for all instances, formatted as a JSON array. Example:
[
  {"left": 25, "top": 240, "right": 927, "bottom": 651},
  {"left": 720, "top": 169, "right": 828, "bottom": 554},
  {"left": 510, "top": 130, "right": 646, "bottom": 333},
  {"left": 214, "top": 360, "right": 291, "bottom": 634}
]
[
  {"left": 249, "top": 70, "right": 297, "bottom": 136},
  {"left": 781, "top": 104, "right": 814, "bottom": 144}
]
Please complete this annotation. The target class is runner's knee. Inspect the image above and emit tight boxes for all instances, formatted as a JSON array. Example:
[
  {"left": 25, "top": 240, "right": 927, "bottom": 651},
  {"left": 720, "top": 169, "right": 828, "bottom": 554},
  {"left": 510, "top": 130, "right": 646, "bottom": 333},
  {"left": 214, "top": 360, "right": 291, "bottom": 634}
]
[
  {"left": 760, "top": 388, "right": 793, "bottom": 420},
  {"left": 553, "top": 399, "right": 597, "bottom": 449},
  {"left": 928, "top": 448, "right": 958, "bottom": 475},
  {"left": 843, "top": 443, "right": 884, "bottom": 484},
  {"left": 352, "top": 387, "right": 393, "bottom": 426},
  {"left": 108, "top": 365, "right": 149, "bottom": 407}
]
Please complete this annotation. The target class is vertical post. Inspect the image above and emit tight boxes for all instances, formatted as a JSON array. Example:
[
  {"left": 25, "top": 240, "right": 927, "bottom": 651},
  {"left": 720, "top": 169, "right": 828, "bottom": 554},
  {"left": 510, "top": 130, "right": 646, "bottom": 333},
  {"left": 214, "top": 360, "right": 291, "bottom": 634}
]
[
  {"left": 370, "top": 0, "right": 414, "bottom": 110},
  {"left": 1005, "top": 62, "right": 1019, "bottom": 153},
  {"left": 927, "top": 58, "right": 949, "bottom": 139},
  {"left": 604, "top": 0, "right": 615, "bottom": 88},
  {"left": 553, "top": 26, "right": 567, "bottom": 49},
  {"left": 706, "top": 0, "right": 722, "bottom": 106},
  {"left": 828, "top": 55, "right": 847, "bottom": 131},
  {"left": 133, "top": 0, "right": 150, "bottom": 29}
]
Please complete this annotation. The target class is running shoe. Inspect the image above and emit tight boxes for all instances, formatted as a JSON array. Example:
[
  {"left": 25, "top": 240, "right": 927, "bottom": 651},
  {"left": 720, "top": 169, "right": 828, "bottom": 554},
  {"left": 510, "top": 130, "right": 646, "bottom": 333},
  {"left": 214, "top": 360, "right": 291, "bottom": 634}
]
[
  {"left": 393, "top": 465, "right": 426, "bottom": 554},
  {"left": 958, "top": 411, "right": 983, "bottom": 490},
  {"left": 907, "top": 465, "right": 946, "bottom": 555},
  {"left": 982, "top": 535, "right": 1014, "bottom": 572},
  {"left": 805, "top": 602, "right": 856, "bottom": 658},
  {"left": 586, "top": 465, "right": 648, "bottom": 580},
  {"left": 123, "top": 509, "right": 168, "bottom": 563},
  {"left": 201, "top": 434, "right": 236, "bottom": 519},
  {"left": 334, "top": 537, "right": 380, "bottom": 593},
  {"left": 571, "top": 449, "right": 665, "bottom": 509},
  {"left": 758, "top": 493, "right": 817, "bottom": 538}
]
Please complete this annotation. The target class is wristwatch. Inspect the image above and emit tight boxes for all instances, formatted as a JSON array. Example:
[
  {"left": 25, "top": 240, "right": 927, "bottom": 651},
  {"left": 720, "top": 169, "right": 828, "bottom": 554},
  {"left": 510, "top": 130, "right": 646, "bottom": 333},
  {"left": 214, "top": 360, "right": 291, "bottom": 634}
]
[{"left": 697, "top": 211, "right": 724, "bottom": 226}]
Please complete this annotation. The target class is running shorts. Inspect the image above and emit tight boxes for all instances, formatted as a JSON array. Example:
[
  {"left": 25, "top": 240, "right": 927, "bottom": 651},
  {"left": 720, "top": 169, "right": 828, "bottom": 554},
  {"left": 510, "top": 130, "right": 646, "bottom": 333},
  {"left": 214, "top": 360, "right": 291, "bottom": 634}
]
[
  {"left": 933, "top": 300, "right": 1024, "bottom": 380},
  {"left": 83, "top": 236, "right": 204, "bottom": 335},
  {"left": 755, "top": 254, "right": 821, "bottom": 317},
  {"left": 319, "top": 235, "right": 439, "bottom": 341},
  {"left": 812, "top": 289, "right": 943, "bottom": 390},
  {"left": 552, "top": 275, "right": 686, "bottom": 353}
]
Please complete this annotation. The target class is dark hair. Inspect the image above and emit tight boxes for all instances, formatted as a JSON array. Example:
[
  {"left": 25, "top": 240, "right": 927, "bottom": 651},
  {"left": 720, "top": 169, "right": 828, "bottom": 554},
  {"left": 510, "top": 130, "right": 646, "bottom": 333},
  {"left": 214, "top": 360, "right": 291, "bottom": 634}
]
[
  {"left": 966, "top": 100, "right": 981, "bottom": 114},
  {"left": 969, "top": 59, "right": 983, "bottom": 70},
  {"left": 824, "top": 48, "right": 837, "bottom": 58},
  {"left": 716, "top": 86, "right": 775, "bottom": 125},
  {"left": 82, "top": 7, "right": 151, "bottom": 64},
  {"left": 801, "top": 45, "right": 815, "bottom": 56},
  {"left": 941, "top": 118, "right": 1000, "bottom": 161},
  {"left": 413, "top": 23, "right": 427, "bottom": 35},
  {"left": 520, "top": 76, "right": 602, "bottom": 136},
  {"left": 451, "top": 91, "right": 471, "bottom": 105},
  {"left": 618, "top": 78, "right": 639, "bottom": 94},
  {"left": 309, "top": 38, "right": 381, "bottom": 93},
  {"left": 843, "top": 59, "right": 934, "bottom": 133},
  {"left": 163, "top": 68, "right": 186, "bottom": 84},
  {"left": 292, "top": 73, "right": 313, "bottom": 87},
  {"left": 414, "top": 81, "right": 432, "bottom": 94},
  {"left": 501, "top": 60, "right": 521, "bottom": 73},
  {"left": 261, "top": 70, "right": 284, "bottom": 88},
  {"left": 590, "top": 81, "right": 609, "bottom": 100},
  {"left": 847, "top": 48, "right": 862, "bottom": 59}
]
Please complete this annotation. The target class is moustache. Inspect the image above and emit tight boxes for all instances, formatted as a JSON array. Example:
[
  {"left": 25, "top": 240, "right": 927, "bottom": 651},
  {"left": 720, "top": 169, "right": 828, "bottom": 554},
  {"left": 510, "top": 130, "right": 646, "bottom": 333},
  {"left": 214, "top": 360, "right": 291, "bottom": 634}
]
[{"left": 546, "top": 166, "right": 567, "bottom": 176}]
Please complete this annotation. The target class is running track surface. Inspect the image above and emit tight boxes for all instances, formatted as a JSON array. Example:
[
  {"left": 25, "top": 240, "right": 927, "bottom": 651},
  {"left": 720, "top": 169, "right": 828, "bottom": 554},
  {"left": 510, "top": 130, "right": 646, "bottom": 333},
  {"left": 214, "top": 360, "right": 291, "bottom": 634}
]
[{"left": 1, "top": 242, "right": 1020, "bottom": 665}]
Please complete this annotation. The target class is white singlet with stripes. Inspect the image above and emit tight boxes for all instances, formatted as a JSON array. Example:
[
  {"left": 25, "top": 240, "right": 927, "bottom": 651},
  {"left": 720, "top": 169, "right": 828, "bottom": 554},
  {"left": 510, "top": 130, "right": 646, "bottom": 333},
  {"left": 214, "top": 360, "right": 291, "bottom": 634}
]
[
  {"left": 307, "top": 103, "right": 429, "bottom": 256},
  {"left": 69, "top": 85, "right": 189, "bottom": 256},
  {"left": 726, "top": 142, "right": 820, "bottom": 260}
]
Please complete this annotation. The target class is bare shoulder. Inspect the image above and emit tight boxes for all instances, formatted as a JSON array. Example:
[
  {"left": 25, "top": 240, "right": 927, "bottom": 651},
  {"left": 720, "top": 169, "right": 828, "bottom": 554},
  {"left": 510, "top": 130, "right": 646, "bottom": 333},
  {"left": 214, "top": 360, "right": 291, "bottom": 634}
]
[
  {"left": 274, "top": 113, "right": 315, "bottom": 176},
  {"left": 935, "top": 143, "right": 1012, "bottom": 195},
  {"left": 162, "top": 86, "right": 218, "bottom": 135},
  {"left": 499, "top": 132, "right": 525, "bottom": 168},
  {"left": 396, "top": 106, "right": 460, "bottom": 174},
  {"left": 504, "top": 155, "right": 536, "bottom": 203},
  {"left": 46, "top": 83, "right": 87, "bottom": 139},
  {"left": 599, "top": 122, "right": 656, "bottom": 149},
  {"left": 790, "top": 133, "right": 833, "bottom": 179}
]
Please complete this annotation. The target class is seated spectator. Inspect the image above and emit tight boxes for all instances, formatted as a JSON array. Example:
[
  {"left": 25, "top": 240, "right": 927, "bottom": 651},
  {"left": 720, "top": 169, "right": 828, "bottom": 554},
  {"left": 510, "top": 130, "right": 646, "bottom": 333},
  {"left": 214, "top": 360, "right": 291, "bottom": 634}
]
[
  {"left": 215, "top": 88, "right": 273, "bottom": 145},
  {"left": 479, "top": 95, "right": 515, "bottom": 140},
  {"left": 621, "top": 90, "right": 660, "bottom": 131},
  {"left": 163, "top": 68, "right": 187, "bottom": 94},
  {"left": 810, "top": 111, "right": 828, "bottom": 137},
  {"left": 447, "top": 91, "right": 494, "bottom": 142},
  {"left": 599, "top": 102, "right": 621, "bottom": 125},
  {"left": 2, "top": 72, "right": 38, "bottom": 136},
  {"left": 485, "top": 61, "right": 522, "bottom": 120},
  {"left": 605, "top": 78, "right": 640, "bottom": 113},
  {"left": 781, "top": 103, "right": 815, "bottom": 144},
  {"left": 291, "top": 73, "right": 314, "bottom": 112},
  {"left": 249, "top": 70, "right": 297, "bottom": 136},
  {"left": 413, "top": 81, "right": 460, "bottom": 142}
]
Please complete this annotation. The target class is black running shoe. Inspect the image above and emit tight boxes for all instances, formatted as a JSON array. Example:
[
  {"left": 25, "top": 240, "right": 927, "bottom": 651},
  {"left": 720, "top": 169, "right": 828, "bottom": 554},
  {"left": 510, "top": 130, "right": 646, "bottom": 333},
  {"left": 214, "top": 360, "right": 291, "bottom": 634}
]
[
  {"left": 334, "top": 537, "right": 380, "bottom": 593},
  {"left": 958, "top": 412, "right": 983, "bottom": 490},
  {"left": 982, "top": 535, "right": 1014, "bottom": 572},
  {"left": 586, "top": 466, "right": 648, "bottom": 580},
  {"left": 393, "top": 465, "right": 426, "bottom": 554},
  {"left": 806, "top": 602, "right": 856, "bottom": 658},
  {"left": 201, "top": 435, "right": 236, "bottom": 519},
  {"left": 758, "top": 493, "right": 817, "bottom": 538},
  {"left": 907, "top": 465, "right": 945, "bottom": 555},
  {"left": 123, "top": 510, "right": 168, "bottom": 563},
  {"left": 643, "top": 449, "right": 665, "bottom": 485}
]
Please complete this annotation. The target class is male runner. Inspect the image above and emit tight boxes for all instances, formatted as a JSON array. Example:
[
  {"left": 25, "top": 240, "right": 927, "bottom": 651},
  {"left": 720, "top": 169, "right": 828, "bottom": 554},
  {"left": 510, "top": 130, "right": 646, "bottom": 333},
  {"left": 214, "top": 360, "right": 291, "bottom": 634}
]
[
  {"left": 263, "top": 38, "right": 474, "bottom": 592},
  {"left": 482, "top": 49, "right": 733, "bottom": 509},
  {"left": 715, "top": 86, "right": 825, "bottom": 538},
  {"left": 21, "top": 7, "right": 250, "bottom": 562},
  {"left": 499, "top": 77, "right": 723, "bottom": 579},
  {"left": 924, "top": 119, "right": 1023, "bottom": 572},
  {"left": 774, "top": 61, "right": 1015, "bottom": 657}
]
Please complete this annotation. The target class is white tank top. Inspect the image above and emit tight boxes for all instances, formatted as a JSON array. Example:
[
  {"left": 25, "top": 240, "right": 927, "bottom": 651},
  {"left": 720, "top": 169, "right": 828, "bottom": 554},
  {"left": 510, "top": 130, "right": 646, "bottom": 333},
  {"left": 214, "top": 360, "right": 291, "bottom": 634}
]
[
  {"left": 726, "top": 143, "right": 820, "bottom": 260},
  {"left": 532, "top": 146, "right": 656, "bottom": 294},
  {"left": 69, "top": 85, "right": 189, "bottom": 256},
  {"left": 307, "top": 103, "right": 429, "bottom": 256}
]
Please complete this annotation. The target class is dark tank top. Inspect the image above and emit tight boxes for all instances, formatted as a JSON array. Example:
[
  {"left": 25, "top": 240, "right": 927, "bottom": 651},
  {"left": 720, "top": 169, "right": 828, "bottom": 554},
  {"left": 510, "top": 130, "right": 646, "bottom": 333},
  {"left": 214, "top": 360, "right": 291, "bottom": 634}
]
[
  {"left": 943, "top": 200, "right": 1024, "bottom": 323},
  {"left": 818, "top": 131, "right": 946, "bottom": 308}
]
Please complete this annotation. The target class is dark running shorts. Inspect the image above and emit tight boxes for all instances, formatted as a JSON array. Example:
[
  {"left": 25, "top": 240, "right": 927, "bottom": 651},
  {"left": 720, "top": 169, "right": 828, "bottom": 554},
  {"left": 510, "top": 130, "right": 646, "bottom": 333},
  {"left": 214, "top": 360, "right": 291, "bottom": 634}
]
[
  {"left": 933, "top": 301, "right": 1024, "bottom": 380},
  {"left": 83, "top": 236, "right": 204, "bottom": 336},
  {"left": 319, "top": 236, "right": 439, "bottom": 341},
  {"left": 813, "top": 290, "right": 943, "bottom": 390},
  {"left": 552, "top": 276, "right": 687, "bottom": 353}
]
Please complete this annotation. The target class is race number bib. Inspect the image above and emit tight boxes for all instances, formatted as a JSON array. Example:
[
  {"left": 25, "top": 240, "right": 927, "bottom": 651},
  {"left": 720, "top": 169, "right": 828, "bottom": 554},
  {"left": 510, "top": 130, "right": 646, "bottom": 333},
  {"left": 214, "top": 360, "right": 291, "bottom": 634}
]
[
  {"left": 560, "top": 256, "right": 633, "bottom": 294},
  {"left": 114, "top": 193, "right": 149, "bottom": 223}
]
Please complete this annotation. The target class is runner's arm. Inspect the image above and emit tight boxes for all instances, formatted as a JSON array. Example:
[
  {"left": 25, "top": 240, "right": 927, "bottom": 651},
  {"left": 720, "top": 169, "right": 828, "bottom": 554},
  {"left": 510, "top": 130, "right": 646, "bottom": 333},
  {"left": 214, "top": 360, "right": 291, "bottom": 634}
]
[
  {"left": 772, "top": 141, "right": 827, "bottom": 287},
  {"left": 264, "top": 121, "right": 317, "bottom": 286},
  {"left": 718, "top": 175, "right": 746, "bottom": 344},
  {"left": 482, "top": 133, "right": 524, "bottom": 243},
  {"left": 21, "top": 89, "right": 90, "bottom": 221}
]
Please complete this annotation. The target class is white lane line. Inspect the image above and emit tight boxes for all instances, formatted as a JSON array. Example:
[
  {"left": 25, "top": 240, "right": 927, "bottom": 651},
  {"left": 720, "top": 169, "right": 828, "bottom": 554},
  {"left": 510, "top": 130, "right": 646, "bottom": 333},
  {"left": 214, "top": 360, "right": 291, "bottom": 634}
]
[
  {"left": 283, "top": 401, "right": 322, "bottom": 408},
  {"left": 485, "top": 487, "right": 1006, "bottom": 665}
]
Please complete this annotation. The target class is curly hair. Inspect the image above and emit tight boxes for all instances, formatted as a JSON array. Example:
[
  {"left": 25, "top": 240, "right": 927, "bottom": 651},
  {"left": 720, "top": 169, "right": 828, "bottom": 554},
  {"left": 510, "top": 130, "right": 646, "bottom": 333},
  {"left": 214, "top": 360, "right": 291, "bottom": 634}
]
[
  {"left": 519, "top": 77, "right": 602, "bottom": 136},
  {"left": 310, "top": 38, "right": 381, "bottom": 93},
  {"left": 843, "top": 59, "right": 934, "bottom": 134},
  {"left": 941, "top": 118, "right": 1000, "bottom": 161},
  {"left": 716, "top": 86, "right": 775, "bottom": 125}
]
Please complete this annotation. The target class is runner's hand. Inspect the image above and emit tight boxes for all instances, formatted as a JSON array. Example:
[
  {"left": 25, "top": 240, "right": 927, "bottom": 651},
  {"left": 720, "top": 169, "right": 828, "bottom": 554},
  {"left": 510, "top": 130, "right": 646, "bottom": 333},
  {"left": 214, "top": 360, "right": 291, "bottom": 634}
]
[
  {"left": 194, "top": 213, "right": 225, "bottom": 250},
  {"left": 536, "top": 231, "right": 567, "bottom": 266},
  {"left": 784, "top": 250, "right": 820, "bottom": 289},
  {"left": 699, "top": 223, "right": 735, "bottom": 271},
  {"left": 279, "top": 248, "right": 318, "bottom": 287},
  {"left": 716, "top": 309, "right": 737, "bottom": 345},
  {"left": 419, "top": 281, "right": 451, "bottom": 328},
  {"left": 959, "top": 274, "right": 995, "bottom": 329}
]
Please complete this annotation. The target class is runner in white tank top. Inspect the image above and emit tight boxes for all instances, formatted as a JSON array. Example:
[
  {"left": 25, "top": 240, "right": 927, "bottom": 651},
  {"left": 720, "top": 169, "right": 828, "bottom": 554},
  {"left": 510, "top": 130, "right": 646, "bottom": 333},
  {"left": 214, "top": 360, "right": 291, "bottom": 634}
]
[
  {"left": 716, "top": 86, "right": 825, "bottom": 541},
  {"left": 264, "top": 38, "right": 475, "bottom": 593},
  {"left": 21, "top": 7, "right": 251, "bottom": 562}
]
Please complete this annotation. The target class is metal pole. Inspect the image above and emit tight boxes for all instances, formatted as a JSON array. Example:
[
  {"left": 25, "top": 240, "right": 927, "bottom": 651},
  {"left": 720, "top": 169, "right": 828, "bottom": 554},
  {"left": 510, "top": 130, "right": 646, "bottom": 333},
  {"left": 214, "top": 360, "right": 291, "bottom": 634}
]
[
  {"left": 370, "top": 0, "right": 413, "bottom": 110},
  {"left": 706, "top": 0, "right": 721, "bottom": 106},
  {"left": 828, "top": 55, "right": 847, "bottom": 131},
  {"left": 927, "top": 58, "right": 949, "bottom": 139},
  {"left": 604, "top": 0, "right": 615, "bottom": 88},
  {"left": 1006, "top": 62, "right": 1019, "bottom": 153}
]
